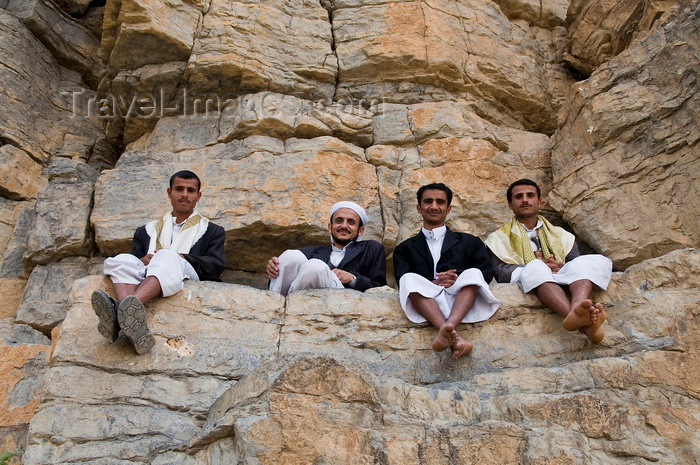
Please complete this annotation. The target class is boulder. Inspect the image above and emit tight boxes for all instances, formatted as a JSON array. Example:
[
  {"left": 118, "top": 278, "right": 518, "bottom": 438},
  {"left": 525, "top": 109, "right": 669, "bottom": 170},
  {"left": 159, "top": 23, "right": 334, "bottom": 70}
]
[
  {"left": 15, "top": 257, "right": 91, "bottom": 334},
  {"left": 24, "top": 159, "right": 98, "bottom": 266},
  {"left": 550, "top": 2, "right": 700, "bottom": 269}
]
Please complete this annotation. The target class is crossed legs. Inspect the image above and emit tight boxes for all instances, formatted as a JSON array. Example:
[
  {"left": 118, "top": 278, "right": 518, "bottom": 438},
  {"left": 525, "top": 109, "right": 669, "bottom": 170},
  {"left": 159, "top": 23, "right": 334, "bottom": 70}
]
[
  {"left": 535, "top": 279, "right": 606, "bottom": 343},
  {"left": 408, "top": 285, "right": 477, "bottom": 360},
  {"left": 113, "top": 276, "right": 162, "bottom": 304}
]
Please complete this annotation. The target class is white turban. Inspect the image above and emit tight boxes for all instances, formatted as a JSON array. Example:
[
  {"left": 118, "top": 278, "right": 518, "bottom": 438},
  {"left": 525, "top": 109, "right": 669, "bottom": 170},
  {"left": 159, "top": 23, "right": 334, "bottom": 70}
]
[{"left": 329, "top": 201, "right": 369, "bottom": 227}]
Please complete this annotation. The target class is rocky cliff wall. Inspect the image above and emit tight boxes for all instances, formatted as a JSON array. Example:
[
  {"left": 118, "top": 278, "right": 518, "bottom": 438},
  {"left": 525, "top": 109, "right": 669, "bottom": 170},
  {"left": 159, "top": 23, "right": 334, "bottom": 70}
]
[{"left": 0, "top": 0, "right": 697, "bottom": 463}]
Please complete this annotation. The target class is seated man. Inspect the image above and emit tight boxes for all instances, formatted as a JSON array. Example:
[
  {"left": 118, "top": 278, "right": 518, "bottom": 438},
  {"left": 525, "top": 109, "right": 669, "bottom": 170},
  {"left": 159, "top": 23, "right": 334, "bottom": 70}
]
[
  {"left": 393, "top": 183, "right": 501, "bottom": 360},
  {"left": 91, "top": 170, "right": 226, "bottom": 354},
  {"left": 266, "top": 201, "right": 386, "bottom": 295},
  {"left": 485, "top": 178, "right": 612, "bottom": 343}
]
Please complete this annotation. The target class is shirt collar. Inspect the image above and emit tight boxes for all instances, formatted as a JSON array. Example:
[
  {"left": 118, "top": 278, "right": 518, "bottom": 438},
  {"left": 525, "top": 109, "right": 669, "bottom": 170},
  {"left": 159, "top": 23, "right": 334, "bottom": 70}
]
[{"left": 421, "top": 225, "right": 447, "bottom": 241}]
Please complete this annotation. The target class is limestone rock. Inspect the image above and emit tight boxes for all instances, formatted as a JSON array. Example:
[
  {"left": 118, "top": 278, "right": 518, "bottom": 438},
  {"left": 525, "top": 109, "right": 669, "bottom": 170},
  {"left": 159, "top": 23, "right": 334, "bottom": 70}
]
[
  {"left": 0, "top": 205, "right": 34, "bottom": 278},
  {"left": 495, "top": 0, "right": 570, "bottom": 28},
  {"left": 185, "top": 0, "right": 337, "bottom": 100},
  {"left": 15, "top": 257, "right": 90, "bottom": 334},
  {"left": 0, "top": 340, "right": 49, "bottom": 459},
  {"left": 51, "top": 0, "right": 91, "bottom": 16},
  {"left": 101, "top": 0, "right": 202, "bottom": 71},
  {"left": 92, "top": 136, "right": 381, "bottom": 272},
  {"left": 127, "top": 91, "right": 377, "bottom": 151},
  {"left": 550, "top": 2, "right": 700, "bottom": 269},
  {"left": 0, "top": 10, "right": 107, "bottom": 165},
  {"left": 76, "top": 5, "right": 105, "bottom": 40},
  {"left": 0, "top": 320, "right": 50, "bottom": 346},
  {"left": 0, "top": 145, "right": 45, "bottom": 201},
  {"left": 23, "top": 248, "right": 699, "bottom": 463},
  {"left": 5, "top": 0, "right": 102, "bottom": 88},
  {"left": 97, "top": 0, "right": 206, "bottom": 145},
  {"left": 332, "top": 0, "right": 557, "bottom": 133},
  {"left": 565, "top": 0, "right": 683, "bottom": 75},
  {"left": 0, "top": 278, "right": 27, "bottom": 320},
  {"left": 24, "top": 159, "right": 98, "bottom": 266},
  {"left": 0, "top": 199, "right": 25, "bottom": 269}
]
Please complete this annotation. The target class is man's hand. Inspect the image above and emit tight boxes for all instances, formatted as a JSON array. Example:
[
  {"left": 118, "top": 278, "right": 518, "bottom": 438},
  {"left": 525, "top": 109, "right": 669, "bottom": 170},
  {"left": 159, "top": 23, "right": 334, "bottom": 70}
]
[
  {"left": 332, "top": 268, "right": 355, "bottom": 285},
  {"left": 433, "top": 269, "right": 458, "bottom": 288},
  {"left": 140, "top": 254, "right": 154, "bottom": 266},
  {"left": 543, "top": 256, "right": 564, "bottom": 273},
  {"left": 266, "top": 257, "right": 280, "bottom": 278}
]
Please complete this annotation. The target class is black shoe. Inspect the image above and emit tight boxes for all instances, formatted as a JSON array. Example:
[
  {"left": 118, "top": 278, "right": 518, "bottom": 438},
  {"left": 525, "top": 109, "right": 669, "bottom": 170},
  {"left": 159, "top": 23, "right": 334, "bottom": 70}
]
[
  {"left": 117, "top": 295, "right": 155, "bottom": 354},
  {"left": 91, "top": 290, "right": 119, "bottom": 342}
]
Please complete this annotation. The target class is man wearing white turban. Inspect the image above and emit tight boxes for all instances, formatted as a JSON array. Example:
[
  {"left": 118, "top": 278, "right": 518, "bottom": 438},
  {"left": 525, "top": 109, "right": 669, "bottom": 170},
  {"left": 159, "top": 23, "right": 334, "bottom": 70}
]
[{"left": 266, "top": 201, "right": 386, "bottom": 295}]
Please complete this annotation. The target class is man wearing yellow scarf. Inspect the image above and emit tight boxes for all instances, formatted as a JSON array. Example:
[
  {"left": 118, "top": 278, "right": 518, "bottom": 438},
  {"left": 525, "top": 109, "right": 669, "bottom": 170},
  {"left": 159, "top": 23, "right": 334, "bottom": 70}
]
[{"left": 485, "top": 179, "right": 612, "bottom": 343}]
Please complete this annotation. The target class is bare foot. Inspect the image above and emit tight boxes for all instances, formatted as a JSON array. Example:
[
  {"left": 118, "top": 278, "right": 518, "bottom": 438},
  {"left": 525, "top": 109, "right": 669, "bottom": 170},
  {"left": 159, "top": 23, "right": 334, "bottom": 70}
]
[
  {"left": 562, "top": 299, "right": 596, "bottom": 331},
  {"left": 451, "top": 331, "right": 473, "bottom": 360},
  {"left": 581, "top": 303, "right": 607, "bottom": 344},
  {"left": 432, "top": 323, "right": 454, "bottom": 352}
]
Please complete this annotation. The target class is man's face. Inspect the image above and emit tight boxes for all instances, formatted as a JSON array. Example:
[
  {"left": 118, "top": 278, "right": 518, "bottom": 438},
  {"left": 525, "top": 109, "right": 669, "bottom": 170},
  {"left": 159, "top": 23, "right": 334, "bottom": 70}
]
[
  {"left": 508, "top": 185, "right": 540, "bottom": 220},
  {"left": 417, "top": 189, "right": 451, "bottom": 228},
  {"left": 328, "top": 208, "right": 364, "bottom": 246},
  {"left": 167, "top": 177, "right": 201, "bottom": 218}
]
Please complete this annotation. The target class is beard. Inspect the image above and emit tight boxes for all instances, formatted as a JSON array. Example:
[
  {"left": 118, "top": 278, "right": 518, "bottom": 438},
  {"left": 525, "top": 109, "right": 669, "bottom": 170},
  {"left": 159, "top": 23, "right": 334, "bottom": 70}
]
[{"left": 331, "top": 230, "right": 358, "bottom": 246}]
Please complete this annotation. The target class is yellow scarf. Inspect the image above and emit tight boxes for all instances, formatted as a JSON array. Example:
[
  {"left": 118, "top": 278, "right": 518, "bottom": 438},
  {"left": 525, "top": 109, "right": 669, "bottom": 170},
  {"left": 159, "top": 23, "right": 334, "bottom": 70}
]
[{"left": 485, "top": 216, "right": 575, "bottom": 265}]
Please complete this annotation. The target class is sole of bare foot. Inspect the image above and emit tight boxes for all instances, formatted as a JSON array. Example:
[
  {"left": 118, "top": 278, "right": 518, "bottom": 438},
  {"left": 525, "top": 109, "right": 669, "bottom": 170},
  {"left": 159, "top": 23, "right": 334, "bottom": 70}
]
[
  {"left": 582, "top": 303, "right": 607, "bottom": 344},
  {"left": 562, "top": 299, "right": 596, "bottom": 331},
  {"left": 432, "top": 323, "right": 455, "bottom": 352},
  {"left": 451, "top": 333, "right": 473, "bottom": 360}
]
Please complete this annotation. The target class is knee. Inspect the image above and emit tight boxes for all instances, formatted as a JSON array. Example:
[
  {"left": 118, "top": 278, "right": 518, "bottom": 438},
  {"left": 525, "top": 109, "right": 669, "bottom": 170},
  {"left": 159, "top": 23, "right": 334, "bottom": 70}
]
[
  {"left": 299, "top": 258, "right": 330, "bottom": 276},
  {"left": 399, "top": 272, "right": 429, "bottom": 288},
  {"left": 150, "top": 248, "right": 179, "bottom": 264},
  {"left": 278, "top": 249, "right": 307, "bottom": 266}
]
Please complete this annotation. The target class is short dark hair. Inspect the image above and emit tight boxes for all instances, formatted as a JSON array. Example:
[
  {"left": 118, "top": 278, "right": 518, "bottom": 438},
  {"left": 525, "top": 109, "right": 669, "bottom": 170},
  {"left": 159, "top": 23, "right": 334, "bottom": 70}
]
[
  {"left": 506, "top": 178, "right": 540, "bottom": 202},
  {"left": 417, "top": 183, "right": 453, "bottom": 206},
  {"left": 169, "top": 170, "right": 201, "bottom": 191}
]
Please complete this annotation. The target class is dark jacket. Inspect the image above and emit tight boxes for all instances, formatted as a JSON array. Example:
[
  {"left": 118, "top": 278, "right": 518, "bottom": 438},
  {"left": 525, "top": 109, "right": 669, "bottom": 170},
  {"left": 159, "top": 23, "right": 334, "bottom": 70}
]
[
  {"left": 300, "top": 240, "right": 387, "bottom": 292},
  {"left": 131, "top": 222, "right": 227, "bottom": 281},
  {"left": 393, "top": 227, "right": 494, "bottom": 285}
]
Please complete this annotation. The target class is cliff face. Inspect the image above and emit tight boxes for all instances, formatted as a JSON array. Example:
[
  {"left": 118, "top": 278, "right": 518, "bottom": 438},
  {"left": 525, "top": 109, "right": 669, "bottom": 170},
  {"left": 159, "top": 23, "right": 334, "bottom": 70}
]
[{"left": 0, "top": 0, "right": 698, "bottom": 464}]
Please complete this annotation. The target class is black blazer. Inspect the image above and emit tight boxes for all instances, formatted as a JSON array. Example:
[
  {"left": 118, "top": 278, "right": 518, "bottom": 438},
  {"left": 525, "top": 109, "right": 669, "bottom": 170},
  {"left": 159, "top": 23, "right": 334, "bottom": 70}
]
[
  {"left": 300, "top": 240, "right": 387, "bottom": 292},
  {"left": 130, "top": 222, "right": 227, "bottom": 282},
  {"left": 393, "top": 227, "right": 494, "bottom": 285}
]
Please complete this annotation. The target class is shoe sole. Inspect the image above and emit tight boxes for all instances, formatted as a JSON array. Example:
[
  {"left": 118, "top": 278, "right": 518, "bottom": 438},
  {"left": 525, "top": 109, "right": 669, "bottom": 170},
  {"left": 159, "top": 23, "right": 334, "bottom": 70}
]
[
  {"left": 91, "top": 290, "right": 118, "bottom": 342},
  {"left": 117, "top": 296, "right": 155, "bottom": 354}
]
